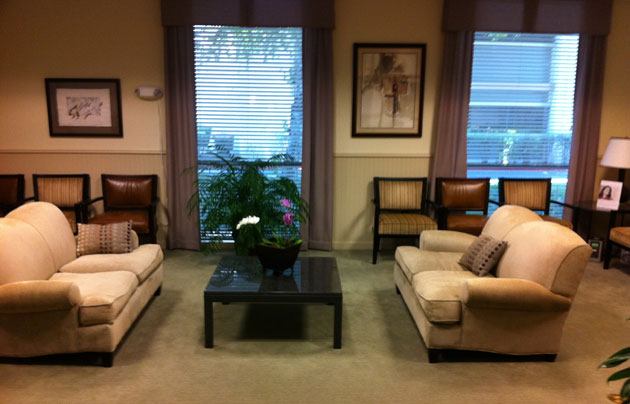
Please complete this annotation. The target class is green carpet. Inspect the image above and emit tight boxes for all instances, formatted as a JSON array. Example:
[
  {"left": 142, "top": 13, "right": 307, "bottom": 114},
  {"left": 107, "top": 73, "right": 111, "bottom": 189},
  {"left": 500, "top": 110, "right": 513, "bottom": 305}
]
[{"left": 1, "top": 250, "right": 628, "bottom": 403}]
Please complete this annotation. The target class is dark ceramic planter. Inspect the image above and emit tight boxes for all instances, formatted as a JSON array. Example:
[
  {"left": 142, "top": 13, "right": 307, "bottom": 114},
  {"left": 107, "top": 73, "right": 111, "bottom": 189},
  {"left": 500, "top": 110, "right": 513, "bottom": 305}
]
[{"left": 255, "top": 240, "right": 302, "bottom": 275}]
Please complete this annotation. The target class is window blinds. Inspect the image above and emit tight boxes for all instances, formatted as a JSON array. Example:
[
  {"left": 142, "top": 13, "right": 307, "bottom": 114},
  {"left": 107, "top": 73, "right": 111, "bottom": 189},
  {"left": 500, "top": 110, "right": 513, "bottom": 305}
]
[
  {"left": 467, "top": 32, "right": 579, "bottom": 215},
  {"left": 193, "top": 25, "right": 303, "bottom": 240}
]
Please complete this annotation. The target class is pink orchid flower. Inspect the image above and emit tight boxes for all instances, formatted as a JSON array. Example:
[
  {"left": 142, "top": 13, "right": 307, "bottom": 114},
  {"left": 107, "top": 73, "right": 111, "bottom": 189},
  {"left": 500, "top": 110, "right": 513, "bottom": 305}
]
[
  {"left": 283, "top": 212, "right": 294, "bottom": 226},
  {"left": 280, "top": 198, "right": 291, "bottom": 208}
]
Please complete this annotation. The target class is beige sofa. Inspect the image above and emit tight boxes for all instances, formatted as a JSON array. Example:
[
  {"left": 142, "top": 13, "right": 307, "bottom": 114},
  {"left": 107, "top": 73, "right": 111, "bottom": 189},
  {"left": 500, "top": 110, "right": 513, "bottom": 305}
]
[
  {"left": 394, "top": 205, "right": 591, "bottom": 362},
  {"left": 0, "top": 202, "right": 164, "bottom": 366}
]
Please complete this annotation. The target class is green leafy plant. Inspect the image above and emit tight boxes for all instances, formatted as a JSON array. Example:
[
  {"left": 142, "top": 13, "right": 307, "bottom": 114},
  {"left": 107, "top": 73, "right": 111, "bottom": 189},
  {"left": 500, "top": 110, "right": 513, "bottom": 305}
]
[
  {"left": 188, "top": 149, "right": 308, "bottom": 254},
  {"left": 600, "top": 320, "right": 630, "bottom": 404}
]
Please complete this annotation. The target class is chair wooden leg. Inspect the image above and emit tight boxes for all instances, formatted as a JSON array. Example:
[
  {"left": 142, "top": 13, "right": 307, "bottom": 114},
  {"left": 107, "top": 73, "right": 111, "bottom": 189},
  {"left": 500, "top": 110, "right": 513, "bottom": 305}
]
[
  {"left": 372, "top": 235, "right": 380, "bottom": 264},
  {"left": 603, "top": 240, "right": 613, "bottom": 269}
]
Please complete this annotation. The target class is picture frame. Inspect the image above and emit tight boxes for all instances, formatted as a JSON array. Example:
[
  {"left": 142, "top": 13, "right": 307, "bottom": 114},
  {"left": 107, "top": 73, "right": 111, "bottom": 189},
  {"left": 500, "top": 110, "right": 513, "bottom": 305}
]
[
  {"left": 45, "top": 78, "right": 123, "bottom": 137},
  {"left": 596, "top": 180, "right": 623, "bottom": 210},
  {"left": 351, "top": 43, "right": 426, "bottom": 138}
]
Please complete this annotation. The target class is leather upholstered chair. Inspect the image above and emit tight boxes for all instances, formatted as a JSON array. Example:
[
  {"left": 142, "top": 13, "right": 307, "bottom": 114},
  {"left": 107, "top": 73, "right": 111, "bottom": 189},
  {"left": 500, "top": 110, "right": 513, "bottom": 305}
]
[
  {"left": 0, "top": 174, "right": 26, "bottom": 216},
  {"left": 32, "top": 174, "right": 90, "bottom": 233},
  {"left": 372, "top": 177, "right": 437, "bottom": 264},
  {"left": 434, "top": 178, "right": 490, "bottom": 236},
  {"left": 83, "top": 174, "right": 158, "bottom": 244},
  {"left": 498, "top": 178, "right": 573, "bottom": 228}
]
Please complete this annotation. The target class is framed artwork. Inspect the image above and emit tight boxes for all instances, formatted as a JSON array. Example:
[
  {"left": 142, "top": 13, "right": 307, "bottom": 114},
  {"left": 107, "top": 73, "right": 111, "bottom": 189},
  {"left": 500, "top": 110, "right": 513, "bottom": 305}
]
[
  {"left": 45, "top": 78, "right": 123, "bottom": 137},
  {"left": 352, "top": 43, "right": 426, "bottom": 138},
  {"left": 596, "top": 180, "right": 623, "bottom": 210}
]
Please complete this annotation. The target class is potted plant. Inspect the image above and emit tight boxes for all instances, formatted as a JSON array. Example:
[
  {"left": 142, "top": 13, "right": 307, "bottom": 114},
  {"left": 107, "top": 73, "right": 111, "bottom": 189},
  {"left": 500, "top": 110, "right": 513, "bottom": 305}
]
[
  {"left": 600, "top": 320, "right": 630, "bottom": 404},
  {"left": 189, "top": 149, "right": 308, "bottom": 258}
]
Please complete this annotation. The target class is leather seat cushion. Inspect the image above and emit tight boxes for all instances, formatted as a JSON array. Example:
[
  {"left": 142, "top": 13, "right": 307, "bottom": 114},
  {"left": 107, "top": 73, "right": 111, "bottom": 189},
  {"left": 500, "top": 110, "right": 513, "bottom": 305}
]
[
  {"left": 89, "top": 210, "right": 150, "bottom": 233},
  {"left": 413, "top": 271, "right": 480, "bottom": 324},
  {"left": 50, "top": 271, "right": 138, "bottom": 326},
  {"left": 540, "top": 215, "right": 573, "bottom": 229},
  {"left": 379, "top": 213, "right": 436, "bottom": 235},
  {"left": 60, "top": 244, "right": 163, "bottom": 283},
  {"left": 62, "top": 210, "right": 77, "bottom": 233},
  {"left": 395, "top": 246, "right": 465, "bottom": 282},
  {"left": 610, "top": 227, "right": 630, "bottom": 248},
  {"left": 447, "top": 214, "right": 487, "bottom": 235}
]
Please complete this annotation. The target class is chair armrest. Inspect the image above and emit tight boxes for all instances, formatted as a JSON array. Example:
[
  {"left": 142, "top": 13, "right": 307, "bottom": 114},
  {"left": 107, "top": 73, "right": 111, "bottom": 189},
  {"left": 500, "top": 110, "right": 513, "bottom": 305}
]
[
  {"left": 24, "top": 196, "right": 35, "bottom": 202},
  {"left": 419, "top": 230, "right": 477, "bottom": 253},
  {"left": 0, "top": 281, "right": 81, "bottom": 314},
  {"left": 488, "top": 199, "right": 500, "bottom": 206},
  {"left": 463, "top": 278, "right": 572, "bottom": 312}
]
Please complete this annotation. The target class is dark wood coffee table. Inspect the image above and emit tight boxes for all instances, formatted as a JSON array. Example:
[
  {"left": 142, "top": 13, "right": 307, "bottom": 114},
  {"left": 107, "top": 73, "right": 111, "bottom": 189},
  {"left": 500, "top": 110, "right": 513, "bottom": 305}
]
[{"left": 204, "top": 256, "right": 342, "bottom": 349}]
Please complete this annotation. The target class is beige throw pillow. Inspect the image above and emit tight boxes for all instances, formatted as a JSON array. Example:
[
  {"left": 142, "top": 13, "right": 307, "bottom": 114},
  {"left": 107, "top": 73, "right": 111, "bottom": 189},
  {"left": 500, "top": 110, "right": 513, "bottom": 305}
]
[
  {"left": 77, "top": 222, "right": 133, "bottom": 257},
  {"left": 459, "top": 235, "right": 507, "bottom": 276}
]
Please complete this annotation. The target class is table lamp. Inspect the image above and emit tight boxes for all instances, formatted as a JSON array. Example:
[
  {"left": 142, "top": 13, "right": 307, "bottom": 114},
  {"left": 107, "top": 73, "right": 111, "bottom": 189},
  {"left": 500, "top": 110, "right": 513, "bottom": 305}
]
[{"left": 601, "top": 137, "right": 630, "bottom": 202}]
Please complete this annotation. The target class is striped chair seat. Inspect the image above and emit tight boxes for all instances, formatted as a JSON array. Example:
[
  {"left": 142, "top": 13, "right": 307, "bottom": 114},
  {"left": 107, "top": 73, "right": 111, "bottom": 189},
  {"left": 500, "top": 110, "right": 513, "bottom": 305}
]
[{"left": 379, "top": 213, "right": 437, "bottom": 235}]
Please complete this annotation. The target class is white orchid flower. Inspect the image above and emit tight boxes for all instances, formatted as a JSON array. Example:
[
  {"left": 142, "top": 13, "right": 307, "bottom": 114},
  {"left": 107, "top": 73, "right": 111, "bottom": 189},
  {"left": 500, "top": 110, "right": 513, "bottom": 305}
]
[{"left": 236, "top": 215, "right": 260, "bottom": 230}]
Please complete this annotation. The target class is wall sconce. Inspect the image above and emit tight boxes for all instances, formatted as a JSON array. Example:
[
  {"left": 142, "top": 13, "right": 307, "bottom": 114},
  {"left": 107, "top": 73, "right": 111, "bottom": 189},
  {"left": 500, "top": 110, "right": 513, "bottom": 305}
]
[{"left": 134, "top": 86, "right": 164, "bottom": 101}]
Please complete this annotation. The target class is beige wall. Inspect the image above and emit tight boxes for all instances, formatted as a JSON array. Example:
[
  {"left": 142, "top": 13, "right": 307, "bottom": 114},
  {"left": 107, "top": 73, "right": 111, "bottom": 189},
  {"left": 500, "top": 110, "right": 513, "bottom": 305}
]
[
  {"left": 0, "top": 0, "right": 628, "bottom": 250},
  {"left": 332, "top": 0, "right": 443, "bottom": 248},
  {"left": 0, "top": 0, "right": 167, "bottom": 242}
]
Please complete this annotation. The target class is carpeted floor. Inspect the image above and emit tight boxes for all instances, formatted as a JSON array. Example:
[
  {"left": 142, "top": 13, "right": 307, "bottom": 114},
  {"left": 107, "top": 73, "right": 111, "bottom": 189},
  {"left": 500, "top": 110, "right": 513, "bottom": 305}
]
[{"left": 1, "top": 250, "right": 628, "bottom": 404}]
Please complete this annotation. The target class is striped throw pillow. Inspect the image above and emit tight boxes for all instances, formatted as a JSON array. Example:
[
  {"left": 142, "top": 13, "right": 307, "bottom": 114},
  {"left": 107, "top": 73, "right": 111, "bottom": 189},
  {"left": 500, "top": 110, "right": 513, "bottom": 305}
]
[{"left": 76, "top": 222, "right": 133, "bottom": 257}]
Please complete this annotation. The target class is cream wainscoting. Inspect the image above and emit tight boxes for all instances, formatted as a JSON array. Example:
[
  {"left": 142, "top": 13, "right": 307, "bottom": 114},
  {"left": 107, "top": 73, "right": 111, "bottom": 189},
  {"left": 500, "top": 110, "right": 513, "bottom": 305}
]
[
  {"left": 0, "top": 149, "right": 168, "bottom": 245},
  {"left": 333, "top": 153, "right": 431, "bottom": 250}
]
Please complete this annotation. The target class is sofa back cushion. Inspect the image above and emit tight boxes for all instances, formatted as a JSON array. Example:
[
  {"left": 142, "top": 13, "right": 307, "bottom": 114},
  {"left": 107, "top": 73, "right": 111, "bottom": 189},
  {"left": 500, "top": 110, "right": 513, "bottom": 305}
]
[
  {"left": 7, "top": 202, "right": 77, "bottom": 270},
  {"left": 0, "top": 218, "right": 56, "bottom": 285},
  {"left": 481, "top": 205, "right": 542, "bottom": 240},
  {"left": 496, "top": 221, "right": 591, "bottom": 297}
]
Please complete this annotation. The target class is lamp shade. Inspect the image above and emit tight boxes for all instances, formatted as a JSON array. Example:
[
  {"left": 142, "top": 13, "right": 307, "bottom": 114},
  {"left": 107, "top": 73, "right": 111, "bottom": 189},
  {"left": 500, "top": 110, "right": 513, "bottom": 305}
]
[{"left": 601, "top": 137, "right": 630, "bottom": 169}]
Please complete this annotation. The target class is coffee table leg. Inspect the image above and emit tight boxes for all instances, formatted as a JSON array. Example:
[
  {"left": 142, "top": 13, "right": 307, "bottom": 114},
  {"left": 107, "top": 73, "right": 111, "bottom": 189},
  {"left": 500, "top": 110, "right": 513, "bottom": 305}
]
[
  {"left": 333, "top": 297, "right": 342, "bottom": 349},
  {"left": 204, "top": 297, "right": 214, "bottom": 348}
]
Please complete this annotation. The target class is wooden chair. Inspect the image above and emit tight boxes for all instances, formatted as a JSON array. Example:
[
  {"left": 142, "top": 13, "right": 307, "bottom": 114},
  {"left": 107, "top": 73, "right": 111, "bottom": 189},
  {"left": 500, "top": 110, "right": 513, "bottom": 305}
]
[
  {"left": 372, "top": 177, "right": 436, "bottom": 264},
  {"left": 32, "top": 174, "right": 90, "bottom": 233},
  {"left": 81, "top": 174, "right": 158, "bottom": 244},
  {"left": 0, "top": 174, "right": 26, "bottom": 216},
  {"left": 433, "top": 177, "right": 490, "bottom": 236},
  {"left": 498, "top": 178, "right": 573, "bottom": 228}
]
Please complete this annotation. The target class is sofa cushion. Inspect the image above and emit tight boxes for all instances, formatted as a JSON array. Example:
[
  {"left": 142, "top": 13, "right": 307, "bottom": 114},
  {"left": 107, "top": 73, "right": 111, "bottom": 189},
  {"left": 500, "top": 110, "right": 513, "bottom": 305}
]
[
  {"left": 0, "top": 219, "right": 57, "bottom": 285},
  {"left": 395, "top": 246, "right": 465, "bottom": 282},
  {"left": 60, "top": 244, "right": 163, "bottom": 283},
  {"left": 50, "top": 271, "right": 138, "bottom": 326},
  {"left": 459, "top": 235, "right": 507, "bottom": 276},
  {"left": 413, "top": 271, "right": 480, "bottom": 324},
  {"left": 7, "top": 202, "right": 77, "bottom": 270},
  {"left": 76, "top": 222, "right": 133, "bottom": 256}
]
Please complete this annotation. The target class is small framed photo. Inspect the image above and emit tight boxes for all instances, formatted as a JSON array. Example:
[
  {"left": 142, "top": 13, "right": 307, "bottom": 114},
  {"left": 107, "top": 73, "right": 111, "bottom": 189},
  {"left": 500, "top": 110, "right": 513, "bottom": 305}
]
[
  {"left": 596, "top": 180, "right": 623, "bottom": 210},
  {"left": 45, "top": 78, "right": 123, "bottom": 137},
  {"left": 352, "top": 43, "right": 426, "bottom": 138},
  {"left": 588, "top": 238, "right": 603, "bottom": 261}
]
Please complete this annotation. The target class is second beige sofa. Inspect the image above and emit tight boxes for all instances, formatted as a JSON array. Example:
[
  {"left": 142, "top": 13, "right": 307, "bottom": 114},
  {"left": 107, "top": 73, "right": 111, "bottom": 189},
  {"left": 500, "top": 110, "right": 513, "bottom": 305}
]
[
  {"left": 0, "top": 202, "right": 164, "bottom": 366},
  {"left": 394, "top": 205, "right": 591, "bottom": 362}
]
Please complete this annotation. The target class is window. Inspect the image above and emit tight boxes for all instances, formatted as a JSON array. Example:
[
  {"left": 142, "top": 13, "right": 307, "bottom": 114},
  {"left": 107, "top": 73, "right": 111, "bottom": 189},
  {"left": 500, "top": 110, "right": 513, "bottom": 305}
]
[
  {"left": 194, "top": 26, "right": 303, "bottom": 241},
  {"left": 467, "top": 32, "right": 579, "bottom": 216}
]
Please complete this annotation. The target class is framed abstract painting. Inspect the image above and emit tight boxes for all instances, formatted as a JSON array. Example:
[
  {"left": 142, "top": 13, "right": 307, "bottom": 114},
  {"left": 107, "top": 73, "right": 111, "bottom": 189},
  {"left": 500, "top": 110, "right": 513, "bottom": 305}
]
[
  {"left": 352, "top": 43, "right": 426, "bottom": 138},
  {"left": 45, "top": 78, "right": 123, "bottom": 137}
]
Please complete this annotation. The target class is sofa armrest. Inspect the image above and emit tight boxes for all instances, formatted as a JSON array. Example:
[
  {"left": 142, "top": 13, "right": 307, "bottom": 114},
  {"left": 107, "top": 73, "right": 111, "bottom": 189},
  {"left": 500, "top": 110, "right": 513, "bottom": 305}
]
[
  {"left": 0, "top": 281, "right": 81, "bottom": 313},
  {"left": 419, "top": 230, "right": 477, "bottom": 253},
  {"left": 463, "top": 278, "right": 571, "bottom": 312}
]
